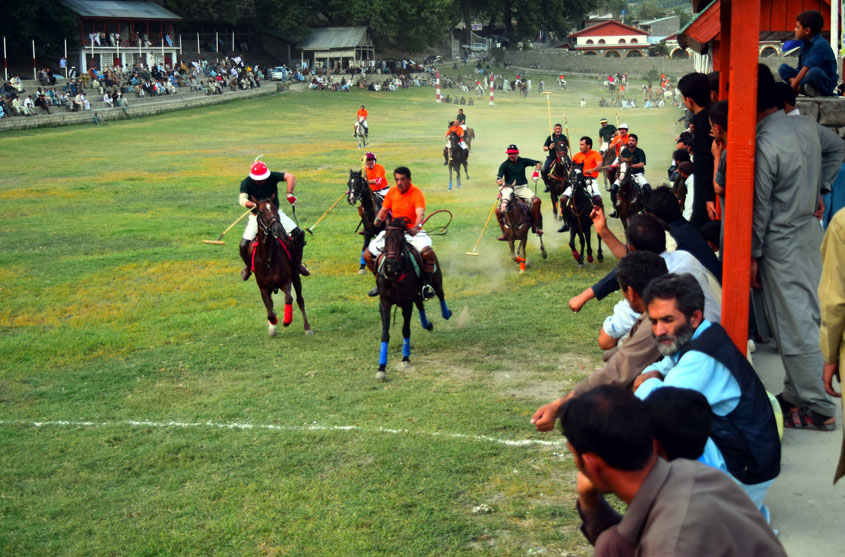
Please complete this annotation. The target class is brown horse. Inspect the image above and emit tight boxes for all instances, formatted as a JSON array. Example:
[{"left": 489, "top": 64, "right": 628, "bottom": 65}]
[
  {"left": 501, "top": 189, "right": 547, "bottom": 272},
  {"left": 605, "top": 166, "right": 642, "bottom": 230},
  {"left": 447, "top": 132, "right": 469, "bottom": 190},
  {"left": 347, "top": 169, "right": 385, "bottom": 273},
  {"left": 253, "top": 199, "right": 312, "bottom": 336},
  {"left": 375, "top": 217, "right": 451, "bottom": 380},
  {"left": 464, "top": 127, "right": 475, "bottom": 149},
  {"left": 542, "top": 138, "right": 571, "bottom": 221}
]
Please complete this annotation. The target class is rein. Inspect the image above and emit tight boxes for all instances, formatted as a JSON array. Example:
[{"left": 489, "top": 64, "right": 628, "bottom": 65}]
[{"left": 421, "top": 209, "right": 453, "bottom": 236}]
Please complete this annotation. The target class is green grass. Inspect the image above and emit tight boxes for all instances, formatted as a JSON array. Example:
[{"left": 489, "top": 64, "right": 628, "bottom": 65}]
[{"left": 0, "top": 71, "right": 682, "bottom": 555}]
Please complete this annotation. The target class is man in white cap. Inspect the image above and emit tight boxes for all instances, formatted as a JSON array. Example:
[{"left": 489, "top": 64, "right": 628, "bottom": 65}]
[{"left": 238, "top": 158, "right": 309, "bottom": 280}]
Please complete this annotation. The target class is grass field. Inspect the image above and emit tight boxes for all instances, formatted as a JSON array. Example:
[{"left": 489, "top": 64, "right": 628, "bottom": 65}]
[{"left": 0, "top": 71, "right": 684, "bottom": 555}]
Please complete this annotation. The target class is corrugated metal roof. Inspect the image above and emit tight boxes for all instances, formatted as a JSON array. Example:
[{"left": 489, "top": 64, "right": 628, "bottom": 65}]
[
  {"left": 299, "top": 27, "right": 370, "bottom": 50},
  {"left": 61, "top": 0, "right": 181, "bottom": 20}
]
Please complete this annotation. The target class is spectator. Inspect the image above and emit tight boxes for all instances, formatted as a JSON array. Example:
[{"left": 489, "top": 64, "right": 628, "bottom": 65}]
[
  {"left": 644, "top": 386, "right": 712, "bottom": 461},
  {"left": 569, "top": 211, "right": 721, "bottom": 321},
  {"left": 560, "top": 385, "right": 786, "bottom": 555},
  {"left": 774, "top": 80, "right": 799, "bottom": 115},
  {"left": 632, "top": 273, "right": 781, "bottom": 512},
  {"left": 103, "top": 91, "right": 114, "bottom": 108},
  {"left": 778, "top": 9, "right": 838, "bottom": 96},
  {"left": 754, "top": 64, "right": 843, "bottom": 430},
  {"left": 675, "top": 162, "right": 694, "bottom": 222},
  {"left": 531, "top": 251, "right": 668, "bottom": 431},
  {"left": 678, "top": 72, "right": 716, "bottom": 229},
  {"left": 820, "top": 208, "right": 845, "bottom": 483}
]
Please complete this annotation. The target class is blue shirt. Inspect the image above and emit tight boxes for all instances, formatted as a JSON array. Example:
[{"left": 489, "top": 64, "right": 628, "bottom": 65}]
[{"left": 799, "top": 34, "right": 838, "bottom": 80}]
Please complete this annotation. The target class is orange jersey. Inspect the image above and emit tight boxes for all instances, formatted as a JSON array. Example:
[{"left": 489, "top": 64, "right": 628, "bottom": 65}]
[
  {"left": 365, "top": 163, "right": 388, "bottom": 191},
  {"left": 572, "top": 150, "right": 603, "bottom": 178},
  {"left": 609, "top": 131, "right": 628, "bottom": 156},
  {"left": 357, "top": 108, "right": 368, "bottom": 119},
  {"left": 446, "top": 125, "right": 464, "bottom": 138},
  {"left": 383, "top": 183, "right": 425, "bottom": 229}
]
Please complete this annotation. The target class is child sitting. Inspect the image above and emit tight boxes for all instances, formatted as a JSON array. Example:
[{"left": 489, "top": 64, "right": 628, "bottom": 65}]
[{"left": 778, "top": 9, "right": 838, "bottom": 96}]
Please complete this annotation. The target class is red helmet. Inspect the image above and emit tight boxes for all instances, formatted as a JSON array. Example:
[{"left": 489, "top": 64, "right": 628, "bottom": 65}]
[{"left": 249, "top": 160, "right": 270, "bottom": 180}]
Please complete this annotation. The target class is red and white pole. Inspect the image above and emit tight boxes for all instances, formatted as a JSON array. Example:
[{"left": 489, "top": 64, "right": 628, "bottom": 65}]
[
  {"left": 3, "top": 36, "right": 7, "bottom": 82},
  {"left": 435, "top": 70, "right": 441, "bottom": 103},
  {"left": 32, "top": 40, "right": 37, "bottom": 80},
  {"left": 489, "top": 76, "right": 494, "bottom": 106}
]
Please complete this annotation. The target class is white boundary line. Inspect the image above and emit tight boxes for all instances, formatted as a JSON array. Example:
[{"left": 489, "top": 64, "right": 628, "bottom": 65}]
[{"left": 0, "top": 419, "right": 566, "bottom": 449}]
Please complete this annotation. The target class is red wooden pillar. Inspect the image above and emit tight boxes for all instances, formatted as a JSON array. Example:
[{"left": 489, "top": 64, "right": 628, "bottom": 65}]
[
  {"left": 719, "top": 2, "right": 730, "bottom": 101},
  {"left": 722, "top": 0, "right": 760, "bottom": 354}
]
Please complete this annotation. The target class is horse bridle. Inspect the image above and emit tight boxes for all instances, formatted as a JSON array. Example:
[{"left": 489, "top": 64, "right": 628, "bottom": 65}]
[
  {"left": 380, "top": 221, "right": 407, "bottom": 278},
  {"left": 255, "top": 200, "right": 281, "bottom": 243}
]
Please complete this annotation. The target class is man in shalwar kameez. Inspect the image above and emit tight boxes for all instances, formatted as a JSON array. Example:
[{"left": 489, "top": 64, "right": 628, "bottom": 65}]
[{"left": 752, "top": 65, "right": 844, "bottom": 429}]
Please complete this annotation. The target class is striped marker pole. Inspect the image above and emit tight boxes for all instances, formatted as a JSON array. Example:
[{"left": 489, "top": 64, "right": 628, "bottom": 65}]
[
  {"left": 32, "top": 40, "right": 36, "bottom": 80},
  {"left": 435, "top": 71, "right": 441, "bottom": 103},
  {"left": 489, "top": 77, "right": 494, "bottom": 106}
]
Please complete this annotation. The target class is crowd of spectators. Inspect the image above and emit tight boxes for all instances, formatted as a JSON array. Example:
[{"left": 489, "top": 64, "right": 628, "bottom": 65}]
[{"left": 1, "top": 54, "right": 264, "bottom": 121}]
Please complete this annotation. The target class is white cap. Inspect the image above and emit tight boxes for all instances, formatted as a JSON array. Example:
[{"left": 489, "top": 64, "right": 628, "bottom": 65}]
[{"left": 619, "top": 123, "right": 629, "bottom": 129}]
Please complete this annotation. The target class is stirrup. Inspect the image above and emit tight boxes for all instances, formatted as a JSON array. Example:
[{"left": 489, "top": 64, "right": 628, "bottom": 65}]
[{"left": 421, "top": 284, "right": 435, "bottom": 301}]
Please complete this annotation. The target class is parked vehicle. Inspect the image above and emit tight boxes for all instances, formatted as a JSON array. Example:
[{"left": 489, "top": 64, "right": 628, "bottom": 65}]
[{"left": 271, "top": 66, "right": 286, "bottom": 81}]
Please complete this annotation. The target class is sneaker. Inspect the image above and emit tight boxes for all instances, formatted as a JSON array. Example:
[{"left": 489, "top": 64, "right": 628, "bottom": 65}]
[
  {"left": 358, "top": 264, "right": 367, "bottom": 275},
  {"left": 368, "top": 286, "right": 379, "bottom": 297},
  {"left": 803, "top": 82, "right": 820, "bottom": 98},
  {"left": 421, "top": 284, "right": 435, "bottom": 301}
]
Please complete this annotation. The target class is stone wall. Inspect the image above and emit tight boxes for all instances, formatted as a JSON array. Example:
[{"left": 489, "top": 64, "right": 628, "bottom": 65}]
[
  {"left": 502, "top": 49, "right": 695, "bottom": 78},
  {"left": 0, "top": 84, "right": 284, "bottom": 132}
]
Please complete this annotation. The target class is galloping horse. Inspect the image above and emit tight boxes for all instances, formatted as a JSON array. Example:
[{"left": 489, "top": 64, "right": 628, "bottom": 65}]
[
  {"left": 252, "top": 199, "right": 312, "bottom": 336},
  {"left": 562, "top": 166, "right": 603, "bottom": 265},
  {"left": 500, "top": 186, "right": 547, "bottom": 272},
  {"left": 605, "top": 165, "right": 642, "bottom": 230},
  {"left": 463, "top": 127, "right": 475, "bottom": 150},
  {"left": 542, "top": 138, "right": 572, "bottom": 221},
  {"left": 347, "top": 169, "right": 385, "bottom": 272},
  {"left": 447, "top": 132, "right": 469, "bottom": 190},
  {"left": 354, "top": 119, "right": 368, "bottom": 148},
  {"left": 375, "top": 217, "right": 451, "bottom": 380}
]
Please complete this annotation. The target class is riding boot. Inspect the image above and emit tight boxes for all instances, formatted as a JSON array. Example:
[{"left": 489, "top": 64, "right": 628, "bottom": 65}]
[
  {"left": 557, "top": 195, "right": 570, "bottom": 232},
  {"left": 609, "top": 185, "right": 619, "bottom": 218},
  {"left": 541, "top": 170, "right": 550, "bottom": 192},
  {"left": 239, "top": 238, "right": 252, "bottom": 281},
  {"left": 531, "top": 200, "right": 543, "bottom": 235},
  {"left": 420, "top": 250, "right": 436, "bottom": 301},
  {"left": 463, "top": 148, "right": 469, "bottom": 160},
  {"left": 443, "top": 147, "right": 449, "bottom": 165},
  {"left": 496, "top": 210, "right": 507, "bottom": 241},
  {"left": 290, "top": 228, "right": 311, "bottom": 277},
  {"left": 364, "top": 250, "right": 379, "bottom": 297}
]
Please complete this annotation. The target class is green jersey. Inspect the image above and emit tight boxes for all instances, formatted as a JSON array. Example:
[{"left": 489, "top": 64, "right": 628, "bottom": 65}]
[
  {"left": 240, "top": 171, "right": 287, "bottom": 210},
  {"left": 598, "top": 124, "right": 617, "bottom": 143},
  {"left": 497, "top": 157, "right": 539, "bottom": 186},
  {"left": 620, "top": 147, "right": 646, "bottom": 174}
]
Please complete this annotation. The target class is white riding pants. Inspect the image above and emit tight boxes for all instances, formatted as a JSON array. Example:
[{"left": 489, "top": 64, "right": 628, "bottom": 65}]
[
  {"left": 446, "top": 140, "right": 468, "bottom": 149},
  {"left": 242, "top": 212, "right": 298, "bottom": 240},
  {"left": 563, "top": 177, "right": 600, "bottom": 198},
  {"left": 614, "top": 161, "right": 649, "bottom": 188},
  {"left": 500, "top": 185, "right": 535, "bottom": 210},
  {"left": 368, "top": 229, "right": 431, "bottom": 257}
]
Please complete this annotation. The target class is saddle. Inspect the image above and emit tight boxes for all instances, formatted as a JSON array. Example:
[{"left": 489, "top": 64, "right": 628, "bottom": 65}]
[
  {"left": 376, "top": 242, "right": 423, "bottom": 279},
  {"left": 508, "top": 196, "right": 534, "bottom": 227}
]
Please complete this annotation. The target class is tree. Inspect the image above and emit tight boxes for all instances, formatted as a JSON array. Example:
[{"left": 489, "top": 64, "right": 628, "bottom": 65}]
[
  {"left": 0, "top": 0, "right": 79, "bottom": 60},
  {"left": 636, "top": 0, "right": 667, "bottom": 21}
]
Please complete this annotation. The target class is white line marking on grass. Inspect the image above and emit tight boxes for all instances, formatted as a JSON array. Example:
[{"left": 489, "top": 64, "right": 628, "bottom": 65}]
[{"left": 0, "top": 420, "right": 566, "bottom": 448}]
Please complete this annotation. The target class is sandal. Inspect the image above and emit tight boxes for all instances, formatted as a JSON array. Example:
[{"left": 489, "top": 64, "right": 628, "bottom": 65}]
[{"left": 783, "top": 406, "right": 835, "bottom": 431}]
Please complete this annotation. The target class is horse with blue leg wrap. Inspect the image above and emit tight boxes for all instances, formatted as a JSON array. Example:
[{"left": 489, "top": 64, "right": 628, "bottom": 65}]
[{"left": 373, "top": 217, "right": 451, "bottom": 381}]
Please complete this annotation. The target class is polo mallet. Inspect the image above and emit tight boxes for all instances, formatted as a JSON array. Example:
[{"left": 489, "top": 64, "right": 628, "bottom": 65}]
[
  {"left": 306, "top": 191, "right": 347, "bottom": 235},
  {"left": 543, "top": 92, "right": 553, "bottom": 140},
  {"left": 563, "top": 112, "right": 572, "bottom": 157},
  {"left": 466, "top": 196, "right": 500, "bottom": 256},
  {"left": 203, "top": 209, "right": 251, "bottom": 245}
]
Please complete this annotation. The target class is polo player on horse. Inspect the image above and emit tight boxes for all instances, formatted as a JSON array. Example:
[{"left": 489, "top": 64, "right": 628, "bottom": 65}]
[
  {"left": 363, "top": 166, "right": 438, "bottom": 301},
  {"left": 238, "top": 158, "right": 310, "bottom": 280},
  {"left": 542, "top": 123, "right": 570, "bottom": 190},
  {"left": 496, "top": 144, "right": 543, "bottom": 239},
  {"left": 443, "top": 120, "right": 469, "bottom": 165},
  {"left": 558, "top": 136, "right": 604, "bottom": 233},
  {"left": 353, "top": 104, "right": 368, "bottom": 137}
]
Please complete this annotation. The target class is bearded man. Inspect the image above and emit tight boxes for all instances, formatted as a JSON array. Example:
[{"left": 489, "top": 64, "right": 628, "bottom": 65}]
[{"left": 632, "top": 273, "right": 781, "bottom": 517}]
